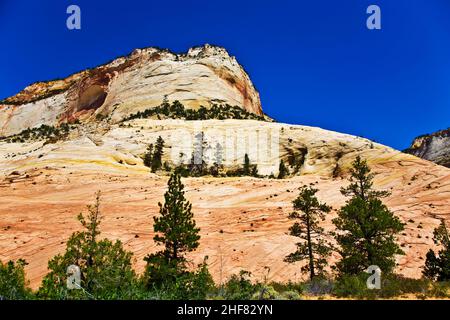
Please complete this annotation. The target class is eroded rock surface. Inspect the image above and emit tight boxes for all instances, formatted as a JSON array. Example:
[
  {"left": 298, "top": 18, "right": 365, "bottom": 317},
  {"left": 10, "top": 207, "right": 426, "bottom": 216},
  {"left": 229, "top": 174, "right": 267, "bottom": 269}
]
[
  {"left": 405, "top": 128, "right": 450, "bottom": 168},
  {"left": 1, "top": 119, "right": 449, "bottom": 289},
  {"left": 0, "top": 45, "right": 262, "bottom": 136}
]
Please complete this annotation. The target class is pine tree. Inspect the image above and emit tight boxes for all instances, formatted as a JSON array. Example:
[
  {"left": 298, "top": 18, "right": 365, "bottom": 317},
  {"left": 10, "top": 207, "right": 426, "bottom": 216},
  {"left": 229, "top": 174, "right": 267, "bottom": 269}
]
[
  {"left": 145, "top": 173, "right": 201, "bottom": 285},
  {"left": 285, "top": 186, "right": 332, "bottom": 280},
  {"left": 151, "top": 136, "right": 164, "bottom": 172},
  {"left": 143, "top": 144, "right": 153, "bottom": 168},
  {"left": 423, "top": 219, "right": 450, "bottom": 281},
  {"left": 278, "top": 159, "right": 289, "bottom": 179},
  {"left": 333, "top": 156, "right": 405, "bottom": 275},
  {"left": 243, "top": 154, "right": 251, "bottom": 176},
  {"left": 38, "top": 191, "right": 137, "bottom": 299}
]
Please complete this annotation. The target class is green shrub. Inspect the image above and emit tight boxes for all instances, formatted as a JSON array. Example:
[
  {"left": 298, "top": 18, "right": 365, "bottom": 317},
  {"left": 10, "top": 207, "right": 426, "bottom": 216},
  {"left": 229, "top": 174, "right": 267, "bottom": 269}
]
[
  {"left": 222, "top": 271, "right": 261, "bottom": 300},
  {"left": 333, "top": 273, "right": 440, "bottom": 299},
  {"left": 279, "top": 290, "right": 301, "bottom": 300},
  {"left": 269, "top": 280, "right": 304, "bottom": 295},
  {"left": 427, "top": 281, "right": 450, "bottom": 298},
  {"left": 333, "top": 274, "right": 371, "bottom": 298},
  {"left": 158, "top": 259, "right": 215, "bottom": 300},
  {"left": 251, "top": 285, "right": 280, "bottom": 300}
]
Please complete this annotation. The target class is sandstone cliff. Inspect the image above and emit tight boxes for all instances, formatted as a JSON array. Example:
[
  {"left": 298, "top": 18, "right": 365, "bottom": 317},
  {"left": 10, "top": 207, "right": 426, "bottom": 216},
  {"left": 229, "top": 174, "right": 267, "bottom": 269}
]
[
  {"left": 1, "top": 118, "right": 450, "bottom": 288},
  {"left": 0, "top": 44, "right": 262, "bottom": 136}
]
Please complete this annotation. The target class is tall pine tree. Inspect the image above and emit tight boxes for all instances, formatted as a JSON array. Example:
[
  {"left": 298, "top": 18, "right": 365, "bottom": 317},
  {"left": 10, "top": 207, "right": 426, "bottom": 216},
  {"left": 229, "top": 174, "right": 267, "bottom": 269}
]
[
  {"left": 285, "top": 186, "right": 332, "bottom": 280},
  {"left": 333, "top": 156, "right": 404, "bottom": 275},
  {"left": 143, "top": 143, "right": 153, "bottom": 168},
  {"left": 151, "top": 136, "right": 164, "bottom": 173},
  {"left": 145, "top": 173, "right": 200, "bottom": 285}
]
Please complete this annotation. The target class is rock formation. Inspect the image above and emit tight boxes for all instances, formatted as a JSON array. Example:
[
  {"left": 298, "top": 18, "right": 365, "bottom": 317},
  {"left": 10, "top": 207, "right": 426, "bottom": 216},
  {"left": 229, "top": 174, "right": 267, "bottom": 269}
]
[
  {"left": 0, "top": 44, "right": 262, "bottom": 137},
  {"left": 405, "top": 128, "right": 450, "bottom": 168}
]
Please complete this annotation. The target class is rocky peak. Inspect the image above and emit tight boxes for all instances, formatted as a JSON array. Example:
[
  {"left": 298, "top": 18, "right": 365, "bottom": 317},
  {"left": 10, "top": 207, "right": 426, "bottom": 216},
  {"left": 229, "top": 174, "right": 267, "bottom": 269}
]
[
  {"left": 0, "top": 44, "right": 262, "bottom": 136},
  {"left": 404, "top": 128, "right": 450, "bottom": 167}
]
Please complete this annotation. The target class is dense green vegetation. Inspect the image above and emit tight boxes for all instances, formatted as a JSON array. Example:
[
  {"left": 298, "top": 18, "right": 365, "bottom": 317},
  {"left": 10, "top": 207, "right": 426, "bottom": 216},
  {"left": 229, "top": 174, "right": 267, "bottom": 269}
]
[
  {"left": 1, "top": 159, "right": 449, "bottom": 300},
  {"left": 0, "top": 259, "right": 33, "bottom": 300},
  {"left": 123, "top": 100, "right": 266, "bottom": 122},
  {"left": 1, "top": 123, "right": 78, "bottom": 144}
]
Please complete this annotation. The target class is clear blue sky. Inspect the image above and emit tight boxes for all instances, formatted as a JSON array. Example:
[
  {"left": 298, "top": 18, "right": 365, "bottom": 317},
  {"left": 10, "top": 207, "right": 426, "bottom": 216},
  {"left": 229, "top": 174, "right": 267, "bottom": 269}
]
[{"left": 1, "top": 0, "right": 449, "bottom": 150}]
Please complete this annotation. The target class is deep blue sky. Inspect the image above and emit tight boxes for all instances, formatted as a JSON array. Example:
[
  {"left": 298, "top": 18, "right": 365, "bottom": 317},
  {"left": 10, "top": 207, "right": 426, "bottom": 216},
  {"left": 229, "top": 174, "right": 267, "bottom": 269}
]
[{"left": 1, "top": 0, "right": 449, "bottom": 150}]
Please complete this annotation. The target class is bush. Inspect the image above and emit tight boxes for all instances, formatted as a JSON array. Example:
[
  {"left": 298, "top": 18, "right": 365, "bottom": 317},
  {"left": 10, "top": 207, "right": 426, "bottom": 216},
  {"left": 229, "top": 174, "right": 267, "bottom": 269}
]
[
  {"left": 332, "top": 273, "right": 442, "bottom": 299},
  {"left": 332, "top": 274, "right": 372, "bottom": 299},
  {"left": 269, "top": 280, "right": 304, "bottom": 295},
  {"left": 251, "top": 285, "right": 280, "bottom": 300},
  {"left": 222, "top": 271, "right": 261, "bottom": 300},
  {"left": 304, "top": 277, "right": 334, "bottom": 296},
  {"left": 153, "top": 259, "right": 215, "bottom": 300},
  {"left": 427, "top": 281, "right": 450, "bottom": 298},
  {"left": 280, "top": 290, "right": 301, "bottom": 300}
]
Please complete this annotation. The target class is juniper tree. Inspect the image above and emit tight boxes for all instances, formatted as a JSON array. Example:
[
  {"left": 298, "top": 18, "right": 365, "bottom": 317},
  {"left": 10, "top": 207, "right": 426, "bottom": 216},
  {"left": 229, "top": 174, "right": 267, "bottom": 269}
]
[
  {"left": 333, "top": 156, "right": 404, "bottom": 275},
  {"left": 285, "top": 186, "right": 332, "bottom": 280},
  {"left": 423, "top": 219, "right": 450, "bottom": 281},
  {"left": 145, "top": 173, "right": 200, "bottom": 285}
]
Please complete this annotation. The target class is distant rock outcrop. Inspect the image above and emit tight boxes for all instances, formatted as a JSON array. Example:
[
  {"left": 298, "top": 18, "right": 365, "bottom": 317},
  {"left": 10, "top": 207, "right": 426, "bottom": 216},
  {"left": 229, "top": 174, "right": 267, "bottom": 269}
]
[
  {"left": 404, "top": 128, "right": 450, "bottom": 167},
  {"left": 0, "top": 44, "right": 262, "bottom": 136}
]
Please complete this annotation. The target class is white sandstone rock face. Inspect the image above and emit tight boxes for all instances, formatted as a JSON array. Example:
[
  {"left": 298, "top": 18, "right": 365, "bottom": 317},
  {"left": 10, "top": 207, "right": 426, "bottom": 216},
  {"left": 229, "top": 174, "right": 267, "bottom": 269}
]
[
  {"left": 0, "top": 45, "right": 262, "bottom": 136},
  {"left": 1, "top": 118, "right": 450, "bottom": 289},
  {"left": 0, "top": 119, "right": 395, "bottom": 178},
  {"left": 405, "top": 129, "right": 450, "bottom": 168}
]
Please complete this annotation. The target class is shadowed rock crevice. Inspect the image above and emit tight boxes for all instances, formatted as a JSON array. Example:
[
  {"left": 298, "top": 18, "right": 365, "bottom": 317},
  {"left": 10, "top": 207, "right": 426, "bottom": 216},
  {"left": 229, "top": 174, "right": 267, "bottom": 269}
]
[{"left": 77, "top": 85, "right": 108, "bottom": 112}]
